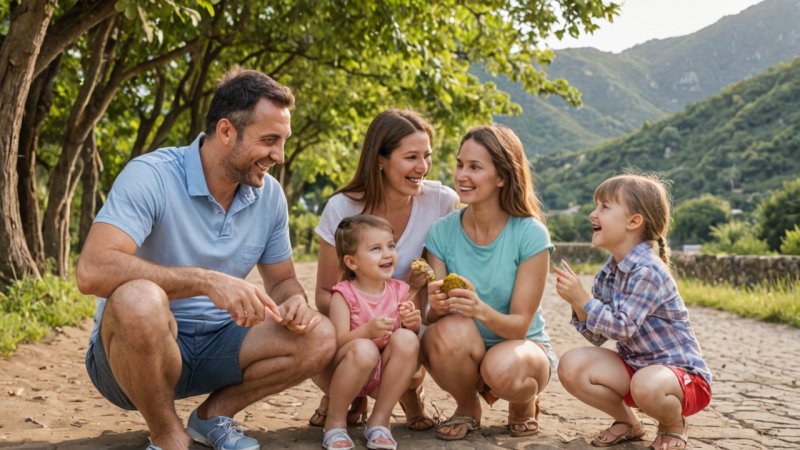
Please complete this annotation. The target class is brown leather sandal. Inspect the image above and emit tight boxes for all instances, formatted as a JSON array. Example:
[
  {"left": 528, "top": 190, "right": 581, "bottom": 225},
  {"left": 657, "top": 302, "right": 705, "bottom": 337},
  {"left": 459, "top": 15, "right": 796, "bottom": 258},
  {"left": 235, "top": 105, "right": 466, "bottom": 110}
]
[
  {"left": 399, "top": 386, "right": 437, "bottom": 431},
  {"left": 308, "top": 395, "right": 368, "bottom": 427},
  {"left": 508, "top": 396, "right": 540, "bottom": 437},
  {"left": 591, "top": 420, "right": 646, "bottom": 447},
  {"left": 650, "top": 418, "right": 688, "bottom": 449},
  {"left": 435, "top": 415, "right": 479, "bottom": 441}
]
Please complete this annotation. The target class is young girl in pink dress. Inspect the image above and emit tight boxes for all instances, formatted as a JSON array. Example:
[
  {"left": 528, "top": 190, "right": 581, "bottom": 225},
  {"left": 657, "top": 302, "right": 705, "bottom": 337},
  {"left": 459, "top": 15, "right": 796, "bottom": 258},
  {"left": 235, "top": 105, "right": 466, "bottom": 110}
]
[{"left": 322, "top": 215, "right": 422, "bottom": 450}]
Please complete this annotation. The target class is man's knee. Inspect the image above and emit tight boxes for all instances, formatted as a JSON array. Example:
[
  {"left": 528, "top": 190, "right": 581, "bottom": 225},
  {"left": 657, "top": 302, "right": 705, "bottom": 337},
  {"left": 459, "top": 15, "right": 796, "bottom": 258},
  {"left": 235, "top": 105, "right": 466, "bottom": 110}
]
[
  {"left": 104, "top": 279, "right": 171, "bottom": 337},
  {"left": 299, "top": 316, "right": 336, "bottom": 373}
]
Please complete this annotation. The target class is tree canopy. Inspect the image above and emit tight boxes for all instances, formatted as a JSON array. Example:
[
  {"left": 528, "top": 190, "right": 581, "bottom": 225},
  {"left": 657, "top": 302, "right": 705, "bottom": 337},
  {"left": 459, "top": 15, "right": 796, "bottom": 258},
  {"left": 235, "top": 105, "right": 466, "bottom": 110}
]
[{"left": 0, "top": 0, "right": 620, "bottom": 282}]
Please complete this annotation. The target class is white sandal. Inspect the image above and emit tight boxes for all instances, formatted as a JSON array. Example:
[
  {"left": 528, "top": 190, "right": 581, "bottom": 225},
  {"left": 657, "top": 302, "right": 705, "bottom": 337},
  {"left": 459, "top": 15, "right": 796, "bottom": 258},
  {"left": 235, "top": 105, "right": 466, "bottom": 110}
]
[{"left": 322, "top": 427, "right": 354, "bottom": 450}]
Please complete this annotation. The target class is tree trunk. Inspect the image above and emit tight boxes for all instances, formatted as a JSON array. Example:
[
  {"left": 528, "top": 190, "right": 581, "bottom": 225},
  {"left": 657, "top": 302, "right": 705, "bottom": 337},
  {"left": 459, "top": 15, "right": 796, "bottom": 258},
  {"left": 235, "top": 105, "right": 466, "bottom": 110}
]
[
  {"left": 0, "top": 0, "right": 55, "bottom": 282},
  {"left": 78, "top": 131, "right": 100, "bottom": 251},
  {"left": 18, "top": 56, "right": 61, "bottom": 273},
  {"left": 43, "top": 16, "right": 116, "bottom": 276}
]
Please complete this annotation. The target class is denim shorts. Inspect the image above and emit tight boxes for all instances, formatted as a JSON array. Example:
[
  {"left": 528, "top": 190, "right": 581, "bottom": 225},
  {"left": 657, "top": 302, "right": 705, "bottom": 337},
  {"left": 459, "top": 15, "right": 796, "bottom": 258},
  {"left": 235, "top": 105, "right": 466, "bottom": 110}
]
[{"left": 85, "top": 304, "right": 250, "bottom": 410}]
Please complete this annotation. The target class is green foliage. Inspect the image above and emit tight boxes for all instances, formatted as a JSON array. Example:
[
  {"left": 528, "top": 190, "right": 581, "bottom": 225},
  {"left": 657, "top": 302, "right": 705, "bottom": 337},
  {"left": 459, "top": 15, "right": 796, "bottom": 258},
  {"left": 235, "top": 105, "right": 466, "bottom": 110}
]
[
  {"left": 289, "top": 208, "right": 320, "bottom": 261},
  {"left": 780, "top": 225, "right": 800, "bottom": 255},
  {"left": 490, "top": 0, "right": 800, "bottom": 155},
  {"left": 671, "top": 195, "right": 732, "bottom": 245},
  {"left": 547, "top": 204, "right": 593, "bottom": 242},
  {"left": 536, "top": 57, "right": 800, "bottom": 213},
  {"left": 700, "top": 221, "right": 773, "bottom": 256},
  {"left": 757, "top": 177, "right": 800, "bottom": 251},
  {"left": 0, "top": 274, "right": 95, "bottom": 356},
  {"left": 678, "top": 277, "right": 799, "bottom": 328}
]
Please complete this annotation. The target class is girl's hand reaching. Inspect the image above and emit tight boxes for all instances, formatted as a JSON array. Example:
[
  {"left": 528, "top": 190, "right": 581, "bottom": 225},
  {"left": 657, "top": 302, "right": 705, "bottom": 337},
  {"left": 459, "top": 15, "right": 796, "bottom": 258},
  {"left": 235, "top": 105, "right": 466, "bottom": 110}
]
[
  {"left": 399, "top": 300, "right": 421, "bottom": 332},
  {"left": 366, "top": 316, "right": 396, "bottom": 340},
  {"left": 554, "top": 260, "right": 591, "bottom": 312}
]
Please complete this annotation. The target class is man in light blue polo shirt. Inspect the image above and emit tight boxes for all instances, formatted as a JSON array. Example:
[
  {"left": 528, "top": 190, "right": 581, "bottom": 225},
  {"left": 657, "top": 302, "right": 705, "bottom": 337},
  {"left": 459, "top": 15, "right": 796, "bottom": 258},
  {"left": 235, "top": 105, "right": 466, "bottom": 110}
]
[{"left": 77, "top": 68, "right": 336, "bottom": 450}]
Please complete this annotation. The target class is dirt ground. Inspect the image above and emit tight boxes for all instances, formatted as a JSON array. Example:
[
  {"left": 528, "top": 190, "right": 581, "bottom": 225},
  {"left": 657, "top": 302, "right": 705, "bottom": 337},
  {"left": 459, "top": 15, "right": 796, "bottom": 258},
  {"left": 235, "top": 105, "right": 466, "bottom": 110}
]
[{"left": 1, "top": 262, "right": 798, "bottom": 449}]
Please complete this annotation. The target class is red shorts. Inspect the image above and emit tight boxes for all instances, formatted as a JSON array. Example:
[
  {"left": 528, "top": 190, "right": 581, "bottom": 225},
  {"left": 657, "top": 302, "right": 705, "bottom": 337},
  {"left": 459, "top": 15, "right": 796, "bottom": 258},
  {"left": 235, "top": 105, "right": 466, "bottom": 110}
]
[{"left": 621, "top": 361, "right": 711, "bottom": 416}]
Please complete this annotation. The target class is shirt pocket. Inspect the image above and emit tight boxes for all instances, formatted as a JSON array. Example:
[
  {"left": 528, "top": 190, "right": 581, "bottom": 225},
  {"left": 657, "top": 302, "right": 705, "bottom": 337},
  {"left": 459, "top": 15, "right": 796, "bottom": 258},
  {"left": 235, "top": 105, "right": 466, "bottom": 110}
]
[{"left": 241, "top": 244, "right": 265, "bottom": 266}]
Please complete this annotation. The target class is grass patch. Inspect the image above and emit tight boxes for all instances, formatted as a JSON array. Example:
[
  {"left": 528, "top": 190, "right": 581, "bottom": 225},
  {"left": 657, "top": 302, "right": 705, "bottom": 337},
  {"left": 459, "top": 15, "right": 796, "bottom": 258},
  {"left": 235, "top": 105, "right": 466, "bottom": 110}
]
[
  {"left": 677, "top": 278, "right": 799, "bottom": 327},
  {"left": 0, "top": 273, "right": 95, "bottom": 356}
]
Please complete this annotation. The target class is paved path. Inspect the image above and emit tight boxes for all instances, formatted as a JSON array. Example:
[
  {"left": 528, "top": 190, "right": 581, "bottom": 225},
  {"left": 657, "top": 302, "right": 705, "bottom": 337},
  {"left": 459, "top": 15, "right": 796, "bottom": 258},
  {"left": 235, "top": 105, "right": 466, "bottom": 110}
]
[{"left": 1, "top": 262, "right": 798, "bottom": 449}]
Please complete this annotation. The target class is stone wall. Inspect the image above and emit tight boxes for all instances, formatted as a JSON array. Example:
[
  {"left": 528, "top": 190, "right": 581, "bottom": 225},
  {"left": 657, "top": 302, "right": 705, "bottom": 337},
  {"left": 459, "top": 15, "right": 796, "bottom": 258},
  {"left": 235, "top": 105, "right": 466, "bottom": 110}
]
[
  {"left": 554, "top": 243, "right": 800, "bottom": 286},
  {"left": 671, "top": 253, "right": 800, "bottom": 286},
  {"left": 553, "top": 243, "right": 609, "bottom": 264}
]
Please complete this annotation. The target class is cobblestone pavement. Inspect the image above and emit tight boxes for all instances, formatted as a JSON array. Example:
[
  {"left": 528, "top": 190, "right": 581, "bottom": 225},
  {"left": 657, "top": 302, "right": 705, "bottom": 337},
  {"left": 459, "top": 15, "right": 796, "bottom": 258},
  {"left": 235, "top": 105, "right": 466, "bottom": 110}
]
[{"left": 0, "top": 262, "right": 798, "bottom": 449}]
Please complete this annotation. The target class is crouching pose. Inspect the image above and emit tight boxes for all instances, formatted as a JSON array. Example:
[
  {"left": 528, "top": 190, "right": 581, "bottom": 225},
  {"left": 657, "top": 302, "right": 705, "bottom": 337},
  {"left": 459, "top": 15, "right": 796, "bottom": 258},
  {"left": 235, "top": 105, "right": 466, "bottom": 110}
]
[
  {"left": 321, "top": 215, "right": 422, "bottom": 450},
  {"left": 422, "top": 125, "right": 557, "bottom": 441},
  {"left": 555, "top": 174, "right": 712, "bottom": 450}
]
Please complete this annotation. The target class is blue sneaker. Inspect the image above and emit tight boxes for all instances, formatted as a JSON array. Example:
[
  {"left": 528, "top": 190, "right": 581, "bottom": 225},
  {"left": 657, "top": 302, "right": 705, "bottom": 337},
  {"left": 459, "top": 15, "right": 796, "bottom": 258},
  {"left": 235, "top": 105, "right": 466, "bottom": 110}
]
[
  {"left": 186, "top": 409, "right": 260, "bottom": 450},
  {"left": 146, "top": 437, "right": 162, "bottom": 449}
]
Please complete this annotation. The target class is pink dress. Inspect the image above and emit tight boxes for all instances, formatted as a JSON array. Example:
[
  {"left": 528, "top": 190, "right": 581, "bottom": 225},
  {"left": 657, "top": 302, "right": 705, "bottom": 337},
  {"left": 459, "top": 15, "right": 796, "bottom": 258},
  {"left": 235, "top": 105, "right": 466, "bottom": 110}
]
[{"left": 331, "top": 278, "right": 410, "bottom": 397}]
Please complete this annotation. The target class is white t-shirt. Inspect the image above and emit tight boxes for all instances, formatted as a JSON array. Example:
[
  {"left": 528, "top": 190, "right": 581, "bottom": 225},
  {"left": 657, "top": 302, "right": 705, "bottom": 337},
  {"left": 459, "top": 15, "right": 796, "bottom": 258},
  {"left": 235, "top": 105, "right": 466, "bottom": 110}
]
[{"left": 315, "top": 180, "right": 459, "bottom": 281}]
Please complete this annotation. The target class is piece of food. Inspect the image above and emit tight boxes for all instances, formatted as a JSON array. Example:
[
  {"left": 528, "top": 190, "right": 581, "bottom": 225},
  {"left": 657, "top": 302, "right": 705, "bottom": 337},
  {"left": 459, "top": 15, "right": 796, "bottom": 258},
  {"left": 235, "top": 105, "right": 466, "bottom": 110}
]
[
  {"left": 411, "top": 258, "right": 436, "bottom": 281},
  {"left": 442, "top": 273, "right": 474, "bottom": 294}
]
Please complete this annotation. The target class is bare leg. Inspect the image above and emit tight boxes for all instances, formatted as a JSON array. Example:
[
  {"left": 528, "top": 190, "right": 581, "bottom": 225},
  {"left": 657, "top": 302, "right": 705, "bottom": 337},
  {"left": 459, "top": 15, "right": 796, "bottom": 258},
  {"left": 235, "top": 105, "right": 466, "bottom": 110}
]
[
  {"left": 197, "top": 314, "right": 336, "bottom": 419},
  {"left": 629, "top": 365, "right": 685, "bottom": 448},
  {"left": 102, "top": 280, "right": 188, "bottom": 450},
  {"left": 558, "top": 347, "right": 640, "bottom": 430},
  {"left": 481, "top": 340, "right": 550, "bottom": 434},
  {"left": 368, "top": 328, "right": 420, "bottom": 428},
  {"left": 324, "top": 339, "right": 380, "bottom": 430},
  {"left": 421, "top": 315, "right": 485, "bottom": 438}
]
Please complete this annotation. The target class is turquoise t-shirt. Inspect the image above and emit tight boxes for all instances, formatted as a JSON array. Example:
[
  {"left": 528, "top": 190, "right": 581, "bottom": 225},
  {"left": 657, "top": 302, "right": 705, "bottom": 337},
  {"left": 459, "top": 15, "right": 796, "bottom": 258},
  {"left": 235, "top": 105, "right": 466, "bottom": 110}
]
[{"left": 425, "top": 210, "right": 554, "bottom": 348}]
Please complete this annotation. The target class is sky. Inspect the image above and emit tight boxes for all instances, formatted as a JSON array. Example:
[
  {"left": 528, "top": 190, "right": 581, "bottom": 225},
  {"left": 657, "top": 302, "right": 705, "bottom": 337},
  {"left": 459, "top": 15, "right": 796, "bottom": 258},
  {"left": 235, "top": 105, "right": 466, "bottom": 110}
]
[{"left": 546, "top": 0, "right": 766, "bottom": 53}]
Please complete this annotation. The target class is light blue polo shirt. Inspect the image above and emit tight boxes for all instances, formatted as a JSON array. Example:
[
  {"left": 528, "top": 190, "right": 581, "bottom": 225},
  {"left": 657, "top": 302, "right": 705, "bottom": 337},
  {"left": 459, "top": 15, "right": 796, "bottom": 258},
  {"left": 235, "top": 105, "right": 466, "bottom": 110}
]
[{"left": 91, "top": 134, "right": 292, "bottom": 325}]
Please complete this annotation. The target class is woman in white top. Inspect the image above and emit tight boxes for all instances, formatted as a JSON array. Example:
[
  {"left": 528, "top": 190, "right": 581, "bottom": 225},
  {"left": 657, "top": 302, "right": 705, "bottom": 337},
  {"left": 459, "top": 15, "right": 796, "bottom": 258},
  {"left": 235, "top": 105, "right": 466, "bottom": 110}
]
[{"left": 311, "top": 109, "right": 459, "bottom": 430}]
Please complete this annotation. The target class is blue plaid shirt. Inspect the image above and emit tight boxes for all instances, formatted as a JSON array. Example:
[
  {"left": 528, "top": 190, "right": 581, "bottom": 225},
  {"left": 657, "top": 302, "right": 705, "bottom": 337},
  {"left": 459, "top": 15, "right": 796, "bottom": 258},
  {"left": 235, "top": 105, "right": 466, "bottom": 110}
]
[{"left": 571, "top": 242, "right": 712, "bottom": 384}]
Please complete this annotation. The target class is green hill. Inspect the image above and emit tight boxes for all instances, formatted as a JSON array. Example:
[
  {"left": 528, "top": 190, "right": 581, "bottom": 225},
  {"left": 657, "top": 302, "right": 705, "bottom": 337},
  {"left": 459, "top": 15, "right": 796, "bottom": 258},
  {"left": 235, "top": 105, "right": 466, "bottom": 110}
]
[
  {"left": 535, "top": 56, "right": 800, "bottom": 212},
  {"left": 491, "top": 0, "right": 800, "bottom": 155}
]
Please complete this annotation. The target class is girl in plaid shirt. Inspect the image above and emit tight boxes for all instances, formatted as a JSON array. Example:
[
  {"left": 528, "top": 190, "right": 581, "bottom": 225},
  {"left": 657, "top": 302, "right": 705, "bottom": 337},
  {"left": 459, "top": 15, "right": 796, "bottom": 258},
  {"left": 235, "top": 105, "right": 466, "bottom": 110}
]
[{"left": 554, "top": 174, "right": 711, "bottom": 450}]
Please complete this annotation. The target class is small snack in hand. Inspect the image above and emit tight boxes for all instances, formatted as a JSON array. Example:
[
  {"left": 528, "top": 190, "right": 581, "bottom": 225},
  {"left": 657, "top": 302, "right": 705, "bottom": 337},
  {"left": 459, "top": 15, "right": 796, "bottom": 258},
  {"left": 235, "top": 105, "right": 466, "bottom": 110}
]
[
  {"left": 442, "top": 273, "right": 474, "bottom": 294},
  {"left": 411, "top": 258, "right": 436, "bottom": 281}
]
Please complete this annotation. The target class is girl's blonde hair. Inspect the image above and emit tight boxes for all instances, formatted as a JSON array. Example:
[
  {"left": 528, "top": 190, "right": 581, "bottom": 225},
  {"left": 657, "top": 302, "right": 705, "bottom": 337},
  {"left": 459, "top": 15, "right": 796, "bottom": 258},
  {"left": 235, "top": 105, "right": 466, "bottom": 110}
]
[
  {"left": 594, "top": 173, "right": 672, "bottom": 264},
  {"left": 460, "top": 125, "right": 545, "bottom": 222},
  {"left": 334, "top": 214, "right": 395, "bottom": 281}
]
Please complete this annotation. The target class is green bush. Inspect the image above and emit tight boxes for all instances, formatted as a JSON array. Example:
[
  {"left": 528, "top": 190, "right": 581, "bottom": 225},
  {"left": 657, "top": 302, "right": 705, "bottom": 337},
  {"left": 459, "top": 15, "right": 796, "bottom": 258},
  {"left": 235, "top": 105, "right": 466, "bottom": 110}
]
[
  {"left": 0, "top": 274, "right": 95, "bottom": 355},
  {"left": 780, "top": 224, "right": 800, "bottom": 255},
  {"left": 701, "top": 221, "right": 774, "bottom": 255},
  {"left": 289, "top": 209, "right": 321, "bottom": 261},
  {"left": 757, "top": 177, "right": 800, "bottom": 251},
  {"left": 671, "top": 194, "right": 732, "bottom": 245}
]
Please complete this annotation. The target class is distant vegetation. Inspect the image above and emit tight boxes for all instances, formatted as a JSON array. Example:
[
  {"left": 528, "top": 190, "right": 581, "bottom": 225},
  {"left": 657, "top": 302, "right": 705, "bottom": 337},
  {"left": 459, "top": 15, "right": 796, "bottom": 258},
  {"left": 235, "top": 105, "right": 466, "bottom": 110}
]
[
  {"left": 488, "top": 0, "right": 800, "bottom": 155},
  {"left": 535, "top": 56, "right": 800, "bottom": 215}
]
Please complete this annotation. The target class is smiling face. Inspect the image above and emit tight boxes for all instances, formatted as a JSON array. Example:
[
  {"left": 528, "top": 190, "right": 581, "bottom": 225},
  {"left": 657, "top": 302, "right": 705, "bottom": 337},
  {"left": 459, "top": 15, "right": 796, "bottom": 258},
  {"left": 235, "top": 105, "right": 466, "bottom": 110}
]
[
  {"left": 222, "top": 99, "right": 292, "bottom": 188},
  {"left": 378, "top": 130, "right": 432, "bottom": 198},
  {"left": 588, "top": 195, "right": 635, "bottom": 252},
  {"left": 343, "top": 226, "right": 398, "bottom": 284},
  {"left": 455, "top": 138, "right": 505, "bottom": 205}
]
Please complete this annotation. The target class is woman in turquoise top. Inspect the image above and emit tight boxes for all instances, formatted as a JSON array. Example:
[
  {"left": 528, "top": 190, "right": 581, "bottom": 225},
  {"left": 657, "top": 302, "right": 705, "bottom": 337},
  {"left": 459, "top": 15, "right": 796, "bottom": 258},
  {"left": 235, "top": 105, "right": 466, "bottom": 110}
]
[{"left": 422, "top": 125, "right": 555, "bottom": 441}]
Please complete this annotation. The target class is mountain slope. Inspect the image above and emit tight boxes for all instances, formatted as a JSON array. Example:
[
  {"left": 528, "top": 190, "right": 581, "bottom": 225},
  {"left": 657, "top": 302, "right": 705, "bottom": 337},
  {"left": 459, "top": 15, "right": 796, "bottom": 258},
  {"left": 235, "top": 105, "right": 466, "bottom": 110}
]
[
  {"left": 534, "top": 57, "right": 800, "bottom": 211},
  {"left": 493, "top": 0, "right": 800, "bottom": 155}
]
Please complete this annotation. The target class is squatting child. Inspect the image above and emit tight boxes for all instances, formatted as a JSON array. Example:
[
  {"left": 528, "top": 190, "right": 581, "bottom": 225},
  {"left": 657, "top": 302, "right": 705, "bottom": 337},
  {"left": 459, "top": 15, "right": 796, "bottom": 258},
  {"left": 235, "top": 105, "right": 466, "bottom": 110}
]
[
  {"left": 554, "top": 174, "right": 712, "bottom": 450},
  {"left": 322, "top": 215, "right": 421, "bottom": 450}
]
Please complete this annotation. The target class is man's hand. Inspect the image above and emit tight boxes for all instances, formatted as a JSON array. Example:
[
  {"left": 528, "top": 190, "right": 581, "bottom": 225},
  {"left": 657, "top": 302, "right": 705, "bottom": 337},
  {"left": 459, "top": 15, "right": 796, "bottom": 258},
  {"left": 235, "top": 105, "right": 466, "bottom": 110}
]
[
  {"left": 278, "top": 295, "right": 322, "bottom": 334},
  {"left": 206, "top": 272, "right": 282, "bottom": 327}
]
